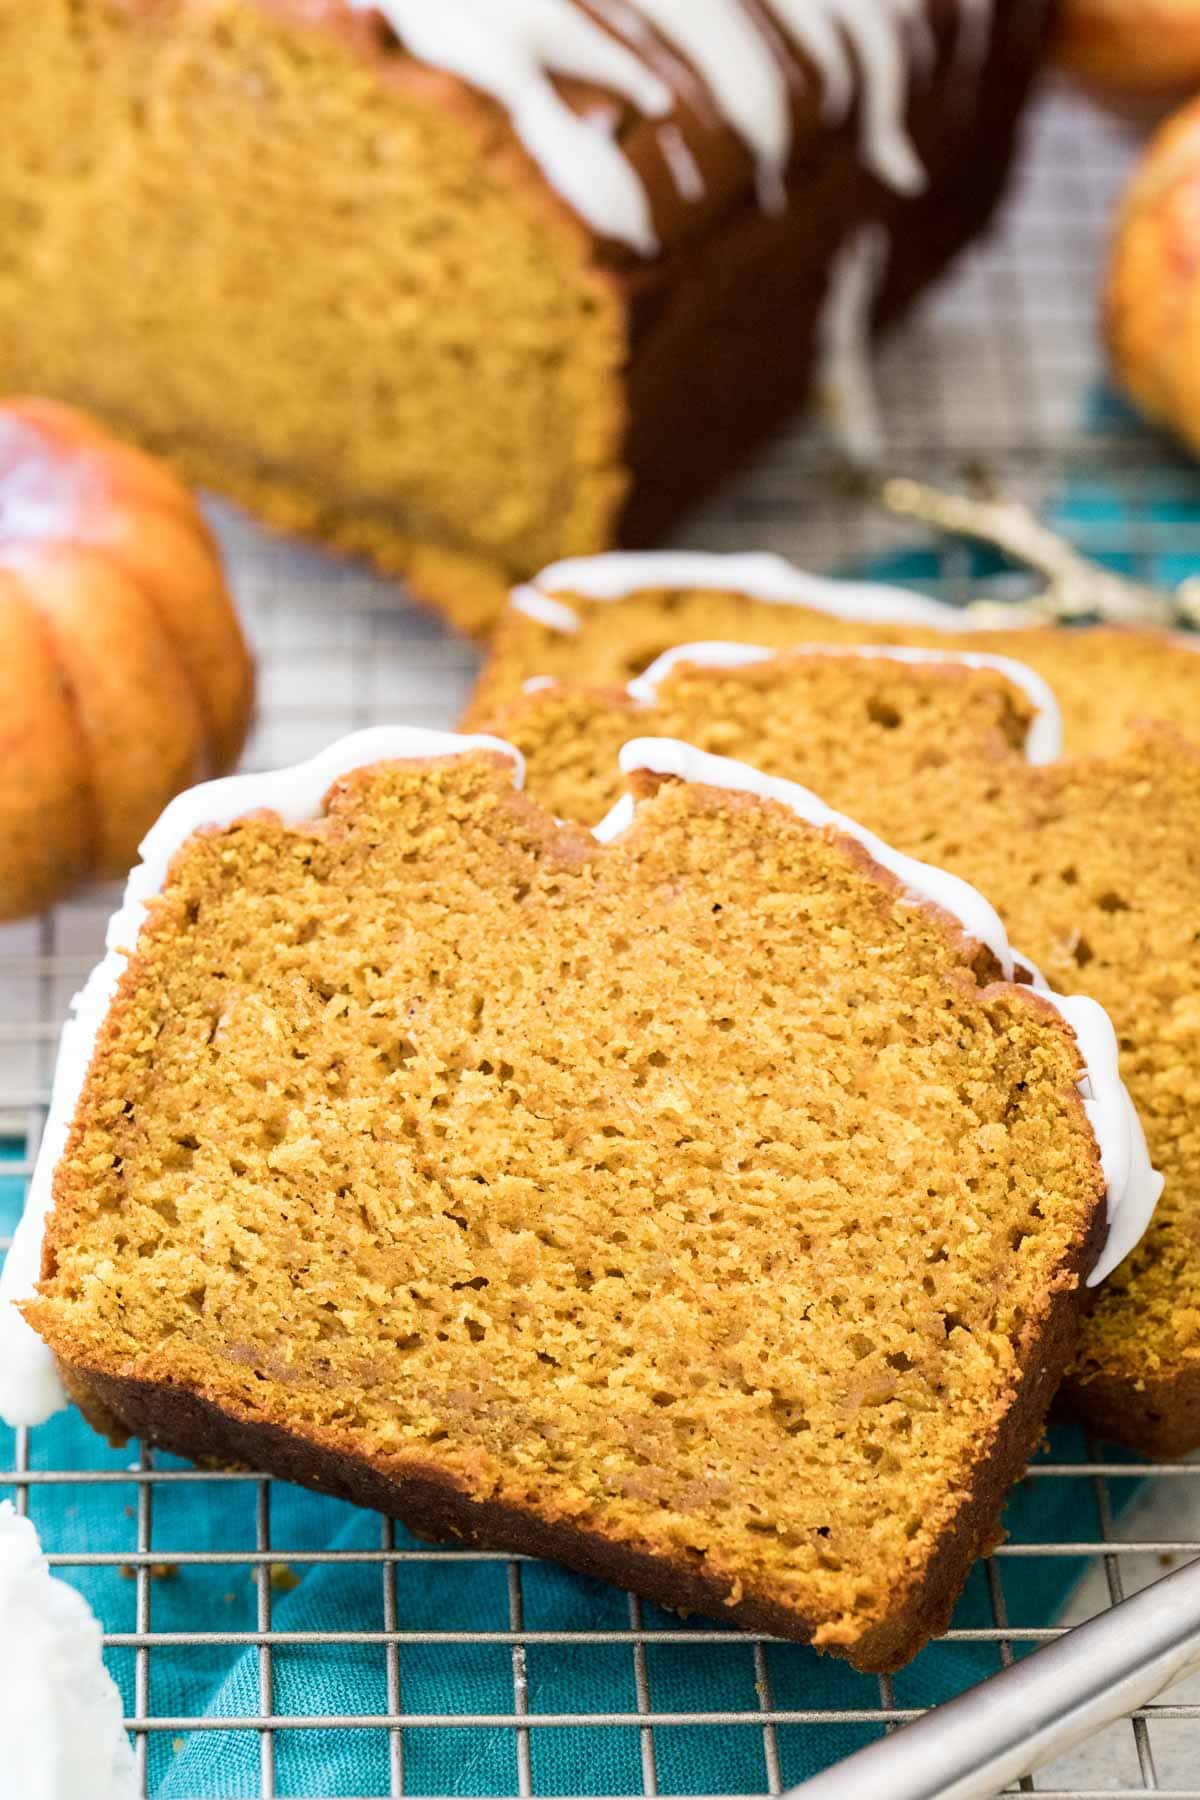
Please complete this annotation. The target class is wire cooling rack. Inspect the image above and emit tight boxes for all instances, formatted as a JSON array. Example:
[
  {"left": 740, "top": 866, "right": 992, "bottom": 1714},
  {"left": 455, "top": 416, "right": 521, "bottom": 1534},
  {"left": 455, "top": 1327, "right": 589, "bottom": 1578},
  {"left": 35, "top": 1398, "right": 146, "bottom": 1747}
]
[{"left": 4, "top": 81, "right": 1200, "bottom": 1800}]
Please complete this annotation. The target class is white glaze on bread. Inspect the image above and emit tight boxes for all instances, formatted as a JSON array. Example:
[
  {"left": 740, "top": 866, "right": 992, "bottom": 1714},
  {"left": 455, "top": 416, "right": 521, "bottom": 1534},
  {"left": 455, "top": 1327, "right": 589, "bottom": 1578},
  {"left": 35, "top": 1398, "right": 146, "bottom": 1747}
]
[
  {"left": 816, "top": 222, "right": 890, "bottom": 464},
  {"left": 510, "top": 549, "right": 995, "bottom": 630}
]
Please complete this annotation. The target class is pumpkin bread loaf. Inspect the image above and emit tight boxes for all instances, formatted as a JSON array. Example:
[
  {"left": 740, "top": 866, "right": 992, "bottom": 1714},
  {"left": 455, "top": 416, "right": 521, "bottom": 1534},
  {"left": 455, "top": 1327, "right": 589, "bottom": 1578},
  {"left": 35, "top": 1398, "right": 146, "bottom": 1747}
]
[
  {"left": 473, "top": 647, "right": 1200, "bottom": 1457},
  {"left": 16, "top": 732, "right": 1146, "bottom": 1670},
  {"left": 0, "top": 1, "right": 1048, "bottom": 631},
  {"left": 466, "top": 554, "right": 1200, "bottom": 756},
  {"left": 0, "top": 398, "right": 253, "bottom": 919}
]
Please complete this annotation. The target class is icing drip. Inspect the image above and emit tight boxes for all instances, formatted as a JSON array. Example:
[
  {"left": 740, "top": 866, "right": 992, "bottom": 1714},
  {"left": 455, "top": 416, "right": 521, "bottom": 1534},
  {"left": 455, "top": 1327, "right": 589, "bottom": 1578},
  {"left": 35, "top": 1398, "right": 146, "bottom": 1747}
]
[
  {"left": 776, "top": 1, "right": 855, "bottom": 121},
  {"left": 626, "top": 0, "right": 793, "bottom": 211},
  {"left": 816, "top": 222, "right": 889, "bottom": 466},
  {"left": 350, "top": 0, "right": 964, "bottom": 250},
  {"left": 511, "top": 549, "right": 993, "bottom": 630},
  {"left": 0, "top": 728, "right": 522, "bottom": 1429},
  {"left": 595, "top": 739, "right": 1163, "bottom": 1289},
  {"left": 625, "top": 639, "right": 1064, "bottom": 764},
  {"left": 848, "top": 0, "right": 930, "bottom": 192},
  {"left": 1043, "top": 993, "right": 1163, "bottom": 1287},
  {"left": 587, "top": 0, "right": 709, "bottom": 109},
  {"left": 0, "top": 1504, "right": 138, "bottom": 1799},
  {"left": 656, "top": 122, "right": 707, "bottom": 203},
  {"left": 773, "top": 0, "right": 927, "bottom": 192}
]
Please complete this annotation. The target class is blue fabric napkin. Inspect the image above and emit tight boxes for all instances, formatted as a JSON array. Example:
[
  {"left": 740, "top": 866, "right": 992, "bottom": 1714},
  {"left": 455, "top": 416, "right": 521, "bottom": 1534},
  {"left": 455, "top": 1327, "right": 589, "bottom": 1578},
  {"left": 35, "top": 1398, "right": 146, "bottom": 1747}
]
[{"left": 1, "top": 498, "right": 1171, "bottom": 1795}]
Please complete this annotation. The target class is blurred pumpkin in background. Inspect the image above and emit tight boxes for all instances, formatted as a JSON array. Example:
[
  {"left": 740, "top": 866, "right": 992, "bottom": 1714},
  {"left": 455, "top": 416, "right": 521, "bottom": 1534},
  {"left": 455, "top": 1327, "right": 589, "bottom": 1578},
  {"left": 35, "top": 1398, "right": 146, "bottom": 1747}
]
[
  {"left": 0, "top": 398, "right": 253, "bottom": 919},
  {"left": 1056, "top": 0, "right": 1200, "bottom": 108},
  {"left": 1105, "top": 98, "right": 1200, "bottom": 459}
]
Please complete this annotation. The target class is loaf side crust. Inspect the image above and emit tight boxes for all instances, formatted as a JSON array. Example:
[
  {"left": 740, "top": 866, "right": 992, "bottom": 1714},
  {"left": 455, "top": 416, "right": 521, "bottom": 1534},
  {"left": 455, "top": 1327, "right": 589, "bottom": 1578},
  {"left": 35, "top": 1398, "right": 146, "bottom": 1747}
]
[{"left": 1062, "top": 1358, "right": 1200, "bottom": 1461}]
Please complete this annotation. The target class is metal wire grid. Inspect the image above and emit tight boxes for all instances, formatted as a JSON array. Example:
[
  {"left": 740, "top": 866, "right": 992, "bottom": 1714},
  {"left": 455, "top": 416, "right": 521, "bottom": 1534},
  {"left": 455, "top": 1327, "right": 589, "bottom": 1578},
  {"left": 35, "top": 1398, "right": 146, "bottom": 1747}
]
[
  {"left": 3, "top": 81, "right": 1200, "bottom": 1799},
  {"left": 4, "top": 1397, "right": 1200, "bottom": 1796}
]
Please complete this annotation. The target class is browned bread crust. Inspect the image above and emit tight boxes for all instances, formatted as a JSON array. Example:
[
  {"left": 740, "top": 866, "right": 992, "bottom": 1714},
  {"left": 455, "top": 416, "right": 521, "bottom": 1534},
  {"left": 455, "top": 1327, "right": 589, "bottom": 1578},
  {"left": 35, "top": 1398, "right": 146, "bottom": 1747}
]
[{"left": 1060, "top": 1360, "right": 1200, "bottom": 1461}]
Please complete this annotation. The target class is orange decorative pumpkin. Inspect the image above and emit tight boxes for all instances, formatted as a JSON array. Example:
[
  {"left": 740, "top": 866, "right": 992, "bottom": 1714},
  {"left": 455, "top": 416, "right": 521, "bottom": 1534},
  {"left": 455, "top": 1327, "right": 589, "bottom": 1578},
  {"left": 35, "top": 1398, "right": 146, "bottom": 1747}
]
[
  {"left": 1106, "top": 100, "right": 1200, "bottom": 463},
  {"left": 0, "top": 398, "right": 254, "bottom": 919},
  {"left": 1055, "top": 0, "right": 1200, "bottom": 105}
]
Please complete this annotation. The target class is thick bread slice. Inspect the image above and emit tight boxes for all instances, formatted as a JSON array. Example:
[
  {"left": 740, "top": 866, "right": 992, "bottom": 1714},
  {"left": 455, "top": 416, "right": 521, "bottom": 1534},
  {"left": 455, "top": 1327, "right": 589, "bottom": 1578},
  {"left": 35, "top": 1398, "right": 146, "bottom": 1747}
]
[{"left": 20, "top": 738, "right": 1125, "bottom": 1669}]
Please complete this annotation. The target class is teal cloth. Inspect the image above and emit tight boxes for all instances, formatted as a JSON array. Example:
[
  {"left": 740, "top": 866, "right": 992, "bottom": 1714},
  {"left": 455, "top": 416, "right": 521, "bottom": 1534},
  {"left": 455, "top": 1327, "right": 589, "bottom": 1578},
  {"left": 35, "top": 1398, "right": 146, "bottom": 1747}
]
[{"left": 2, "top": 494, "right": 1178, "bottom": 1796}]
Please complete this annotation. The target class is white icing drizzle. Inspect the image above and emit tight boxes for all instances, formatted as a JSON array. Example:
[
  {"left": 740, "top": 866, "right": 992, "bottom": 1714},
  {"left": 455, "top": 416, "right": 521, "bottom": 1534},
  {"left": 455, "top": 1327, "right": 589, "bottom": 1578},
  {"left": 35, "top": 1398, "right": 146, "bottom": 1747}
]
[
  {"left": 816, "top": 222, "right": 889, "bottom": 466},
  {"left": 511, "top": 584, "right": 592, "bottom": 633},
  {"left": 0, "top": 727, "right": 523, "bottom": 1429},
  {"left": 348, "top": 0, "right": 966, "bottom": 251},
  {"left": 511, "top": 549, "right": 995, "bottom": 631},
  {"left": 1043, "top": 993, "right": 1163, "bottom": 1288},
  {"left": 775, "top": 1, "right": 855, "bottom": 121},
  {"left": 0, "top": 1504, "right": 138, "bottom": 1799},
  {"left": 625, "top": 639, "right": 1064, "bottom": 764},
  {"left": 859, "top": 0, "right": 931, "bottom": 191},
  {"left": 588, "top": 0, "right": 710, "bottom": 111},
  {"left": 774, "top": 0, "right": 927, "bottom": 192},
  {"left": 628, "top": 0, "right": 793, "bottom": 212},
  {"left": 656, "top": 121, "right": 706, "bottom": 202},
  {"left": 595, "top": 738, "right": 1163, "bottom": 1288}
]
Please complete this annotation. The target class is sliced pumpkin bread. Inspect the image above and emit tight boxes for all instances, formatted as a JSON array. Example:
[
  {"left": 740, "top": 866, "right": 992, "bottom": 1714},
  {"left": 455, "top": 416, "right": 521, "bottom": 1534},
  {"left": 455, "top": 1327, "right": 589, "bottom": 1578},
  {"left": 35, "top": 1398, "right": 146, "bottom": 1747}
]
[{"left": 15, "top": 730, "right": 1146, "bottom": 1667}]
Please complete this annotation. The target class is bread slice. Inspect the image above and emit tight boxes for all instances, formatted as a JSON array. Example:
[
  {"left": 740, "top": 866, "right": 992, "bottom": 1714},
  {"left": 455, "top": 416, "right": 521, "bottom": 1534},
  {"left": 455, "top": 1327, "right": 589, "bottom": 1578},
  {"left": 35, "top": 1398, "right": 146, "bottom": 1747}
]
[
  {"left": 474, "top": 641, "right": 1059, "bottom": 828},
  {"left": 15, "top": 730, "right": 1146, "bottom": 1671},
  {"left": 474, "top": 646, "right": 1200, "bottom": 1455},
  {"left": 466, "top": 552, "right": 1200, "bottom": 754},
  {"left": 940, "top": 734, "right": 1200, "bottom": 1458}
]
